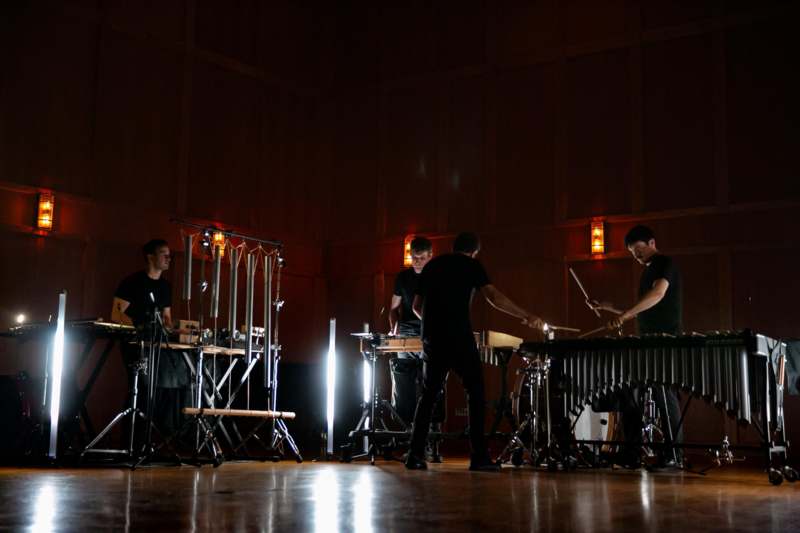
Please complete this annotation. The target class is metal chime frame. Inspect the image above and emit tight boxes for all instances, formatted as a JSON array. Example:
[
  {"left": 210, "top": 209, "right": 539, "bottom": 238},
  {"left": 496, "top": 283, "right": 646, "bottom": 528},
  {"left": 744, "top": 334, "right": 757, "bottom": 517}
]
[{"left": 175, "top": 219, "right": 301, "bottom": 462}]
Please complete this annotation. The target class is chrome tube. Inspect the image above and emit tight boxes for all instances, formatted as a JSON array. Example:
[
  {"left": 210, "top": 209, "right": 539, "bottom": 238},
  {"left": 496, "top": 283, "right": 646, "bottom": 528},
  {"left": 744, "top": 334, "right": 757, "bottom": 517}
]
[
  {"left": 228, "top": 247, "right": 239, "bottom": 336},
  {"left": 210, "top": 248, "right": 222, "bottom": 319},
  {"left": 182, "top": 234, "right": 192, "bottom": 301}
]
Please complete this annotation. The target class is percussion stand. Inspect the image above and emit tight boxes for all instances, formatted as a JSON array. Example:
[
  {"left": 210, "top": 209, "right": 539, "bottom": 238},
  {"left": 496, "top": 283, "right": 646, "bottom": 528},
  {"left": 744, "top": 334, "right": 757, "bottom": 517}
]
[
  {"left": 487, "top": 349, "right": 517, "bottom": 438},
  {"left": 346, "top": 335, "right": 407, "bottom": 465},
  {"left": 133, "top": 306, "right": 178, "bottom": 469},
  {"left": 257, "top": 256, "right": 302, "bottom": 462},
  {"left": 496, "top": 359, "right": 545, "bottom": 467}
]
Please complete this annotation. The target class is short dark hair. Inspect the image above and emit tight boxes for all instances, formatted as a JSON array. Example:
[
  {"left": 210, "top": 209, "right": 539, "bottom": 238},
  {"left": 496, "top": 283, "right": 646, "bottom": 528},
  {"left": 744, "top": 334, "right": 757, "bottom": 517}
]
[
  {"left": 142, "top": 238, "right": 169, "bottom": 259},
  {"left": 409, "top": 236, "right": 432, "bottom": 254},
  {"left": 624, "top": 225, "right": 655, "bottom": 248},
  {"left": 452, "top": 232, "right": 480, "bottom": 254}
]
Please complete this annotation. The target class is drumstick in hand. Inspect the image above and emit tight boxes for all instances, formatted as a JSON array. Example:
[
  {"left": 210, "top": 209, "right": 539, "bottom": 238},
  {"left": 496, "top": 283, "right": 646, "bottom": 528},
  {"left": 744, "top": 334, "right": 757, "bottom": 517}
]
[{"left": 569, "top": 268, "right": 601, "bottom": 318}]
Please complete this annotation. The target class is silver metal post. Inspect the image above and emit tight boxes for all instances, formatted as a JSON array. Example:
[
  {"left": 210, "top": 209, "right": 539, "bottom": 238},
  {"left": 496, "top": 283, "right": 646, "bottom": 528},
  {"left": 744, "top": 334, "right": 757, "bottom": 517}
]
[
  {"left": 245, "top": 253, "right": 256, "bottom": 409},
  {"left": 210, "top": 248, "right": 222, "bottom": 319},
  {"left": 182, "top": 234, "right": 193, "bottom": 301},
  {"left": 228, "top": 247, "right": 239, "bottom": 342},
  {"left": 264, "top": 254, "right": 273, "bottom": 390}
]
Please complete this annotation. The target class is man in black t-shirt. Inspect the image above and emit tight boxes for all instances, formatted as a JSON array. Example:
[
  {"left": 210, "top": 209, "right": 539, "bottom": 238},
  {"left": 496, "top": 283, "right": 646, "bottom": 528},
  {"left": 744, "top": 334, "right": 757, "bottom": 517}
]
[
  {"left": 405, "top": 232, "right": 544, "bottom": 472},
  {"left": 590, "top": 225, "right": 683, "bottom": 465},
  {"left": 112, "top": 239, "right": 173, "bottom": 329},
  {"left": 112, "top": 239, "right": 187, "bottom": 437},
  {"left": 389, "top": 236, "right": 432, "bottom": 342},
  {"left": 388, "top": 237, "right": 444, "bottom": 441}
]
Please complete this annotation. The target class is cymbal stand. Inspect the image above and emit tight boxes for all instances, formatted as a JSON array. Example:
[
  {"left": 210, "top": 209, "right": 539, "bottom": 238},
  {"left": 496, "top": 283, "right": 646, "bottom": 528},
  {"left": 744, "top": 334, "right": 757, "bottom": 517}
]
[
  {"left": 80, "top": 341, "right": 149, "bottom": 460},
  {"left": 640, "top": 385, "right": 664, "bottom": 468},
  {"left": 344, "top": 334, "right": 409, "bottom": 465},
  {"left": 133, "top": 307, "right": 176, "bottom": 469},
  {"left": 496, "top": 358, "right": 548, "bottom": 467}
]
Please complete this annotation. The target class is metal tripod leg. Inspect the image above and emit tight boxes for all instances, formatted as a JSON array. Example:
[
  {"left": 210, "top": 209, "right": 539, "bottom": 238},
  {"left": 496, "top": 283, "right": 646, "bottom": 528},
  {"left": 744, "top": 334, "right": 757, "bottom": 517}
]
[{"left": 82, "top": 361, "right": 145, "bottom": 458}]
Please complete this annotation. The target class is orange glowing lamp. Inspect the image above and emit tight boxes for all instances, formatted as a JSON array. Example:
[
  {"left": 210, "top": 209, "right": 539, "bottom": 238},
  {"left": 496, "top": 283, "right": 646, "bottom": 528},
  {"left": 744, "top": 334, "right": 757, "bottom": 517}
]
[
  {"left": 37, "top": 192, "right": 55, "bottom": 232},
  {"left": 213, "top": 231, "right": 226, "bottom": 257},
  {"left": 591, "top": 220, "right": 605, "bottom": 255},
  {"left": 403, "top": 235, "right": 413, "bottom": 267}
]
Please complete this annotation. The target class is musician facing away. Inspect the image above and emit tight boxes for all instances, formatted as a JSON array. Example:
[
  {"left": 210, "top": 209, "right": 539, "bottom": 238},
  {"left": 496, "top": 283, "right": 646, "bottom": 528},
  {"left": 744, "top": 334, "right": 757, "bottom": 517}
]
[
  {"left": 589, "top": 224, "right": 683, "bottom": 465},
  {"left": 388, "top": 237, "right": 445, "bottom": 461},
  {"left": 406, "top": 232, "right": 544, "bottom": 471}
]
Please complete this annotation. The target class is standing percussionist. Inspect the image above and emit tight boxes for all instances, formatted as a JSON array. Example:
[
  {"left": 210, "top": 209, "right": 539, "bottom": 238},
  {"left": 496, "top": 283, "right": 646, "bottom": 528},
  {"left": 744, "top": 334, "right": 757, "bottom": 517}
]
[
  {"left": 589, "top": 225, "right": 683, "bottom": 465},
  {"left": 388, "top": 236, "right": 444, "bottom": 460},
  {"left": 406, "top": 232, "right": 544, "bottom": 471}
]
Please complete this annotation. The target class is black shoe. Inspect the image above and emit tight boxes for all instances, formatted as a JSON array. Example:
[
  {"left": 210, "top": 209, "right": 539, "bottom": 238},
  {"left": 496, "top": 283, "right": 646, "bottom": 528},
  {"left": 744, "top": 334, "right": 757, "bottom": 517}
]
[
  {"left": 469, "top": 459, "right": 501, "bottom": 472},
  {"left": 405, "top": 454, "right": 427, "bottom": 470}
]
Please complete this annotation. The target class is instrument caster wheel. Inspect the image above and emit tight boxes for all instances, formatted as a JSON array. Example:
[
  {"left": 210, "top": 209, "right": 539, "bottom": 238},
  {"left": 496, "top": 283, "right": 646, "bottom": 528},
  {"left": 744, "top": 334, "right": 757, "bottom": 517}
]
[
  {"left": 783, "top": 466, "right": 798, "bottom": 483},
  {"left": 768, "top": 468, "right": 784, "bottom": 486}
]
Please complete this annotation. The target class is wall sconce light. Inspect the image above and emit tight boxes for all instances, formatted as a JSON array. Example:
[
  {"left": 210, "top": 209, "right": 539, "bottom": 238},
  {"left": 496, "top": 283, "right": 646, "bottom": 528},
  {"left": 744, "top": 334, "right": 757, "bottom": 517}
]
[
  {"left": 591, "top": 219, "right": 605, "bottom": 255},
  {"left": 212, "top": 231, "right": 226, "bottom": 257},
  {"left": 403, "top": 235, "right": 413, "bottom": 267},
  {"left": 37, "top": 192, "right": 55, "bottom": 232}
]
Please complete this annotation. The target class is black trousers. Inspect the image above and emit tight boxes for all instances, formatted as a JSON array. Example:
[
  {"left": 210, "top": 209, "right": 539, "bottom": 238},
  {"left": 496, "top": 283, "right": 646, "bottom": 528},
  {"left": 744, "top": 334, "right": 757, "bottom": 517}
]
[{"left": 409, "top": 343, "right": 488, "bottom": 461}]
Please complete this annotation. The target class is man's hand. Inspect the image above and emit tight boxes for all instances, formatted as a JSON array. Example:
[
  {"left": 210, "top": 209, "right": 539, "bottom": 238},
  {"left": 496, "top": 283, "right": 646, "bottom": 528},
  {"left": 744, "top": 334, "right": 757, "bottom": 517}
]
[
  {"left": 522, "top": 315, "right": 544, "bottom": 331},
  {"left": 607, "top": 312, "right": 632, "bottom": 330}
]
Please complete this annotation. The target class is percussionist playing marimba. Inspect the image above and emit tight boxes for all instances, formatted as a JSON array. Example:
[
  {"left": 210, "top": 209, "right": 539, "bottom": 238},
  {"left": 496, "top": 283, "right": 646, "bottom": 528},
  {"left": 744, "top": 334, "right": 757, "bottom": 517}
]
[{"left": 589, "top": 224, "right": 684, "bottom": 466}]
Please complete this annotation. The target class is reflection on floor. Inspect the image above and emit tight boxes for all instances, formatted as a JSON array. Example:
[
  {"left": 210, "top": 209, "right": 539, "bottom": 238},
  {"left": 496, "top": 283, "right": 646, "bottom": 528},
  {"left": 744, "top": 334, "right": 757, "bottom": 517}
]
[{"left": 0, "top": 460, "right": 798, "bottom": 532}]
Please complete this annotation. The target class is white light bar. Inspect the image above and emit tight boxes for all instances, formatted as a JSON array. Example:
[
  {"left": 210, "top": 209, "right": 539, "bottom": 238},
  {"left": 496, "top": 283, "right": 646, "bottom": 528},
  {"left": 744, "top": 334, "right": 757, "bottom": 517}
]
[
  {"left": 362, "top": 359, "right": 371, "bottom": 452},
  {"left": 326, "top": 318, "right": 336, "bottom": 456},
  {"left": 48, "top": 291, "right": 67, "bottom": 459}
]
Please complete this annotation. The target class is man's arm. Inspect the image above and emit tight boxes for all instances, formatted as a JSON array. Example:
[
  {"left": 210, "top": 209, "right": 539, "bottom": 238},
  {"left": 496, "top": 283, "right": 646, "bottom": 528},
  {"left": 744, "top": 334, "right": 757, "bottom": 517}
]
[
  {"left": 588, "top": 300, "right": 626, "bottom": 315},
  {"left": 111, "top": 297, "right": 133, "bottom": 326},
  {"left": 480, "top": 284, "right": 543, "bottom": 330},
  {"left": 412, "top": 295, "right": 423, "bottom": 320},
  {"left": 388, "top": 295, "right": 402, "bottom": 334},
  {"left": 608, "top": 278, "right": 669, "bottom": 329},
  {"left": 162, "top": 307, "right": 173, "bottom": 329}
]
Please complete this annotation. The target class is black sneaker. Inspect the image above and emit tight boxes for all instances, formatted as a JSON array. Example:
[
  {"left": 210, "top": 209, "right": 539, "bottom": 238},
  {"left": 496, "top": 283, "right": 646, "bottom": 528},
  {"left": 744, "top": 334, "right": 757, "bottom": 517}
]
[
  {"left": 469, "top": 459, "right": 501, "bottom": 472},
  {"left": 405, "top": 453, "right": 427, "bottom": 470}
]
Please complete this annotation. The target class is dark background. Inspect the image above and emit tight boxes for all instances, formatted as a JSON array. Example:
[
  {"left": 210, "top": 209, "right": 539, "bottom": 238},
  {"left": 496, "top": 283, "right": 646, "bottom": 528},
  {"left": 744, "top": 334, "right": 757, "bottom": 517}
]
[{"left": 1, "top": 0, "right": 798, "bottom": 458}]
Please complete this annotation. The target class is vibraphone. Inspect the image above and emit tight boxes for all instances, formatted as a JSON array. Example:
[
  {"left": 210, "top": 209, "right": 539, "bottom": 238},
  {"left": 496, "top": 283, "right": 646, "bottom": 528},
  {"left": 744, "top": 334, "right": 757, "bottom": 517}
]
[{"left": 518, "top": 330, "right": 793, "bottom": 484}]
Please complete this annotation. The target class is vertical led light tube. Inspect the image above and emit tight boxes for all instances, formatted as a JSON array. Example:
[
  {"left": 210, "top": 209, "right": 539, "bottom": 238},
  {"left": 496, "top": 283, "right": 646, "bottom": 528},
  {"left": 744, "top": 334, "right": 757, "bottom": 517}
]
[
  {"left": 48, "top": 291, "right": 67, "bottom": 459},
  {"left": 362, "top": 358, "right": 371, "bottom": 452},
  {"left": 326, "top": 318, "right": 336, "bottom": 456}
]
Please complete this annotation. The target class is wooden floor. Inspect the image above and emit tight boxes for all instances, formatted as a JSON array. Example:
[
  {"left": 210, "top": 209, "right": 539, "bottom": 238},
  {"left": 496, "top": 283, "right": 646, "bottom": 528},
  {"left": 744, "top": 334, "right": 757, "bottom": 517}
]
[{"left": 1, "top": 460, "right": 798, "bottom": 532}]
